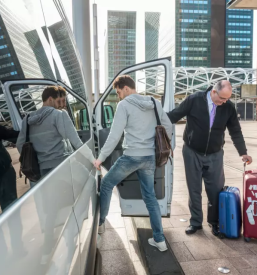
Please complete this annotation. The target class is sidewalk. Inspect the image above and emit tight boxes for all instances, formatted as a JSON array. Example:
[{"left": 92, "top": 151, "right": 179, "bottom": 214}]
[{"left": 165, "top": 121, "right": 257, "bottom": 275}]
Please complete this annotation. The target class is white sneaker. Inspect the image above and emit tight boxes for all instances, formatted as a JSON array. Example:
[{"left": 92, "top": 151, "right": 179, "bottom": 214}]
[
  {"left": 98, "top": 223, "right": 105, "bottom": 234},
  {"left": 148, "top": 238, "right": 168, "bottom": 252}
]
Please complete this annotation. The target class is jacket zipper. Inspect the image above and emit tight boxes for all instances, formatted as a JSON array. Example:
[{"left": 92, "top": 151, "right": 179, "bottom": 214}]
[{"left": 204, "top": 99, "right": 217, "bottom": 156}]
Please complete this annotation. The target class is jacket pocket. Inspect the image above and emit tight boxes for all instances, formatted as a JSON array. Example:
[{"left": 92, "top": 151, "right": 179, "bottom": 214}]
[{"left": 187, "top": 130, "right": 193, "bottom": 145}]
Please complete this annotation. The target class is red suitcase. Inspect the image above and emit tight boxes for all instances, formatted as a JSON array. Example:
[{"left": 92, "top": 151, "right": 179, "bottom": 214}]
[{"left": 243, "top": 167, "right": 257, "bottom": 242}]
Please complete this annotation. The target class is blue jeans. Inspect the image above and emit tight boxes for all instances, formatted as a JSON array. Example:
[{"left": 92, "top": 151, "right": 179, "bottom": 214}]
[{"left": 100, "top": 155, "right": 165, "bottom": 242}]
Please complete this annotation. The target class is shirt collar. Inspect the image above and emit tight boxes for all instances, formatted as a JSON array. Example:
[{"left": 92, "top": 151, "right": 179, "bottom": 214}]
[{"left": 207, "top": 91, "right": 214, "bottom": 106}]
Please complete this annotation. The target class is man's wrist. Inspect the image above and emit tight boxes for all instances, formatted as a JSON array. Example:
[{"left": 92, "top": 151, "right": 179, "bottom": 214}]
[{"left": 98, "top": 153, "right": 106, "bottom": 163}]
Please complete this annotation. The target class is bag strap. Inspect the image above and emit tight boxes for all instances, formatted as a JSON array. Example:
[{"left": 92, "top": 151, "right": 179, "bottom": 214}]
[
  {"left": 151, "top": 98, "right": 161, "bottom": 126},
  {"left": 26, "top": 114, "right": 30, "bottom": 142}
]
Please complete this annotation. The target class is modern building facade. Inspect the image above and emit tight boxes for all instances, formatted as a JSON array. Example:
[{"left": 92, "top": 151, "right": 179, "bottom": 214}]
[
  {"left": 225, "top": 0, "right": 253, "bottom": 68},
  {"left": 145, "top": 12, "right": 160, "bottom": 61},
  {"left": 107, "top": 11, "right": 136, "bottom": 83},
  {"left": 175, "top": 0, "right": 254, "bottom": 68},
  {"left": 48, "top": 21, "right": 86, "bottom": 98},
  {"left": 0, "top": 2, "right": 45, "bottom": 92},
  {"left": 106, "top": 11, "right": 174, "bottom": 82},
  {"left": 176, "top": 0, "right": 211, "bottom": 67}
]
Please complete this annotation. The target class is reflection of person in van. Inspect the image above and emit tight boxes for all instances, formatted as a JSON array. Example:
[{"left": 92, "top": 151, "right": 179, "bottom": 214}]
[
  {"left": 0, "top": 126, "right": 27, "bottom": 258},
  {"left": 16, "top": 86, "right": 95, "bottom": 185},
  {"left": 56, "top": 86, "right": 67, "bottom": 110},
  {"left": 0, "top": 125, "right": 19, "bottom": 211},
  {"left": 94, "top": 75, "right": 172, "bottom": 252}
]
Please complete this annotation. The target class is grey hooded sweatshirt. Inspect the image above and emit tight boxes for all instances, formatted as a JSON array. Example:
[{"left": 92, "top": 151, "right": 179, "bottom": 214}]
[
  {"left": 98, "top": 94, "right": 172, "bottom": 162},
  {"left": 17, "top": 106, "right": 95, "bottom": 170}
]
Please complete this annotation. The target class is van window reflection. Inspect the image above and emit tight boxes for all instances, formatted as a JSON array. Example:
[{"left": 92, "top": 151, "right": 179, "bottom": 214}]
[{"left": 0, "top": 125, "right": 20, "bottom": 213}]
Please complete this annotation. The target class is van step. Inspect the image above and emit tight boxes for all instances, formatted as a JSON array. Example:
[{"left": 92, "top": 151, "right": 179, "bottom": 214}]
[{"left": 131, "top": 217, "right": 184, "bottom": 275}]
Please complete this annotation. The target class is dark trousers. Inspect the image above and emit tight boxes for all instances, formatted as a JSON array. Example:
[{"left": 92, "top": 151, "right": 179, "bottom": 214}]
[
  {"left": 182, "top": 144, "right": 225, "bottom": 226},
  {"left": 0, "top": 165, "right": 17, "bottom": 211}
]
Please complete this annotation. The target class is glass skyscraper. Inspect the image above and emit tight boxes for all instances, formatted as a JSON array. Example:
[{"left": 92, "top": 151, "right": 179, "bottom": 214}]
[
  {"left": 145, "top": 12, "right": 160, "bottom": 61},
  {"left": 176, "top": 0, "right": 211, "bottom": 67},
  {"left": 48, "top": 21, "right": 86, "bottom": 98},
  {"left": 107, "top": 11, "right": 136, "bottom": 82},
  {"left": 225, "top": 0, "right": 253, "bottom": 68},
  {"left": 176, "top": 0, "right": 253, "bottom": 68}
]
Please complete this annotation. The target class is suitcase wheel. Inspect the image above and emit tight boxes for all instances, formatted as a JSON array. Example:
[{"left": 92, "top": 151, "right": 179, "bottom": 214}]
[
  {"left": 244, "top": 237, "right": 251, "bottom": 243},
  {"left": 219, "top": 233, "right": 225, "bottom": 239}
]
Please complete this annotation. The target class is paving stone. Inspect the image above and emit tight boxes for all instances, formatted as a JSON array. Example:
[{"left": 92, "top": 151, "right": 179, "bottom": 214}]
[
  {"left": 105, "top": 213, "right": 125, "bottom": 229},
  {"left": 108, "top": 201, "right": 121, "bottom": 213},
  {"left": 238, "top": 268, "right": 257, "bottom": 275},
  {"left": 181, "top": 259, "right": 240, "bottom": 275},
  {"left": 203, "top": 226, "right": 254, "bottom": 257},
  {"left": 101, "top": 249, "right": 135, "bottom": 275},
  {"left": 124, "top": 218, "right": 136, "bottom": 239},
  {"left": 227, "top": 257, "right": 251, "bottom": 270},
  {"left": 128, "top": 239, "right": 142, "bottom": 262},
  {"left": 133, "top": 261, "right": 147, "bottom": 275},
  {"left": 184, "top": 240, "right": 227, "bottom": 260},
  {"left": 170, "top": 215, "right": 191, "bottom": 228},
  {"left": 170, "top": 205, "right": 190, "bottom": 216},
  {"left": 170, "top": 242, "right": 194, "bottom": 262},
  {"left": 249, "top": 245, "right": 257, "bottom": 255},
  {"left": 164, "top": 227, "right": 209, "bottom": 243},
  {"left": 100, "top": 228, "right": 129, "bottom": 251},
  {"left": 161, "top": 218, "right": 173, "bottom": 228},
  {"left": 243, "top": 255, "right": 257, "bottom": 267}
]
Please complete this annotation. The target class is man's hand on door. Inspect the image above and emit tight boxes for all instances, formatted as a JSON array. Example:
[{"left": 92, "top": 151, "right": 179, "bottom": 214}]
[{"left": 94, "top": 159, "right": 102, "bottom": 170}]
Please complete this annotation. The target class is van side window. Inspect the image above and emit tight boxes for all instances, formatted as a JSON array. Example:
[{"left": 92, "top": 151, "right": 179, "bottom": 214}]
[{"left": 66, "top": 94, "right": 90, "bottom": 131}]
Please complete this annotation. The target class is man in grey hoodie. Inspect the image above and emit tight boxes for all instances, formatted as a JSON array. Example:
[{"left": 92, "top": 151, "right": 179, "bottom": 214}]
[
  {"left": 17, "top": 86, "right": 95, "bottom": 181},
  {"left": 95, "top": 75, "right": 172, "bottom": 252}
]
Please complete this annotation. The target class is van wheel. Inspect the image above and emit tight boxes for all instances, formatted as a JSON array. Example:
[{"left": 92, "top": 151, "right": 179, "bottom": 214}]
[{"left": 244, "top": 237, "right": 251, "bottom": 242}]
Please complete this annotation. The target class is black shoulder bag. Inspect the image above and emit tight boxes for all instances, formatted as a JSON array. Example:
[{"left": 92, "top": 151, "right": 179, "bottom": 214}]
[{"left": 19, "top": 115, "right": 41, "bottom": 183}]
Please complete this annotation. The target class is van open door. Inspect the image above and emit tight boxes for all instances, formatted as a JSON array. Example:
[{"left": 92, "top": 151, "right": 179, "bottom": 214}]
[{"left": 94, "top": 57, "right": 175, "bottom": 216}]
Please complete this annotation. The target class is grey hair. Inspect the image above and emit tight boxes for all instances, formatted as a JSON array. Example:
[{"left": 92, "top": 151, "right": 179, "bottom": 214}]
[{"left": 213, "top": 81, "right": 231, "bottom": 92}]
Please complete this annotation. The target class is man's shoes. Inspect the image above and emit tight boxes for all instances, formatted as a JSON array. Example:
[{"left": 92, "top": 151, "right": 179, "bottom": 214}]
[
  {"left": 209, "top": 224, "right": 219, "bottom": 236},
  {"left": 185, "top": 225, "right": 203, "bottom": 235},
  {"left": 98, "top": 223, "right": 105, "bottom": 234},
  {"left": 148, "top": 238, "right": 168, "bottom": 252}
]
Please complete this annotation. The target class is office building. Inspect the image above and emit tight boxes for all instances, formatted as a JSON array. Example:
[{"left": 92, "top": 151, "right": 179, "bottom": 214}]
[
  {"left": 175, "top": 0, "right": 253, "bottom": 68},
  {"left": 176, "top": 0, "right": 211, "bottom": 67},
  {"left": 225, "top": 0, "right": 253, "bottom": 68},
  {"left": 48, "top": 21, "right": 86, "bottom": 98},
  {"left": 107, "top": 11, "right": 136, "bottom": 83}
]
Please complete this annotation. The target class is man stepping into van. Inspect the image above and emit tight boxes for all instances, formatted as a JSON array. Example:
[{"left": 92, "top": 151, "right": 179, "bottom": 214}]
[
  {"left": 94, "top": 75, "right": 172, "bottom": 252},
  {"left": 17, "top": 86, "right": 95, "bottom": 183}
]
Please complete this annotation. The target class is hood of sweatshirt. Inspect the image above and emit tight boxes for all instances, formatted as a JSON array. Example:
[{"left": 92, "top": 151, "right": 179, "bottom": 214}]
[
  {"left": 123, "top": 94, "right": 154, "bottom": 111},
  {"left": 28, "top": 106, "right": 55, "bottom": 125}
]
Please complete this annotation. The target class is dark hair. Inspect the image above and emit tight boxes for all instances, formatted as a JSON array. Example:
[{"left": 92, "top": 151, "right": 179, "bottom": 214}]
[
  {"left": 113, "top": 75, "right": 135, "bottom": 90},
  {"left": 42, "top": 86, "right": 60, "bottom": 102},
  {"left": 58, "top": 86, "right": 67, "bottom": 97}
]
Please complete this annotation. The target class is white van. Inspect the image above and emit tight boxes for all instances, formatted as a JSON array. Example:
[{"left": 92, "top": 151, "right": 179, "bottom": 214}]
[{"left": 0, "top": 0, "right": 175, "bottom": 274}]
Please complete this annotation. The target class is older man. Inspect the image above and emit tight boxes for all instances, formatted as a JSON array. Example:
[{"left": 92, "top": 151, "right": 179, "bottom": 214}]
[{"left": 167, "top": 80, "right": 252, "bottom": 236}]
